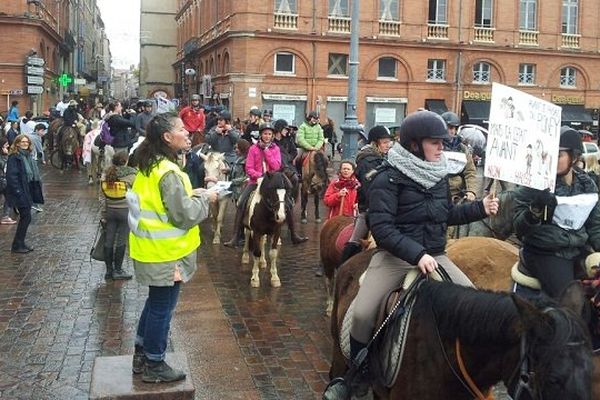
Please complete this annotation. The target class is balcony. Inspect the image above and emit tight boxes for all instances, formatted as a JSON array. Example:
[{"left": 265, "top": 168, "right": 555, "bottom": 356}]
[
  {"left": 379, "top": 20, "right": 400, "bottom": 36},
  {"left": 274, "top": 12, "right": 298, "bottom": 30},
  {"left": 328, "top": 16, "right": 351, "bottom": 33},
  {"left": 561, "top": 33, "right": 580, "bottom": 49},
  {"left": 519, "top": 30, "right": 538, "bottom": 46},
  {"left": 474, "top": 27, "right": 494, "bottom": 43},
  {"left": 427, "top": 23, "right": 449, "bottom": 39}
]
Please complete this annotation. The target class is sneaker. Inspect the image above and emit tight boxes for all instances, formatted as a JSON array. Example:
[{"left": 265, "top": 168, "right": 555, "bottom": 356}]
[
  {"left": 32, "top": 205, "right": 43, "bottom": 212},
  {"left": 0, "top": 217, "right": 17, "bottom": 225},
  {"left": 142, "top": 360, "right": 186, "bottom": 383},
  {"left": 132, "top": 346, "right": 145, "bottom": 374}
]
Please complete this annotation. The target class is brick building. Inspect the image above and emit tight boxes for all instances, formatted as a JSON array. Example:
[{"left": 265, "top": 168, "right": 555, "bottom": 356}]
[{"left": 175, "top": 0, "right": 600, "bottom": 139}]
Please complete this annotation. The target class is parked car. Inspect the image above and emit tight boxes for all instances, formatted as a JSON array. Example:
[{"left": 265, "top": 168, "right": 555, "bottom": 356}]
[{"left": 583, "top": 141, "right": 600, "bottom": 156}]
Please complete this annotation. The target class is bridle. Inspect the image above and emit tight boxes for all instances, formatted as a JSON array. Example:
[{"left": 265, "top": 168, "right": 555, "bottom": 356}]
[{"left": 507, "top": 335, "right": 537, "bottom": 400}]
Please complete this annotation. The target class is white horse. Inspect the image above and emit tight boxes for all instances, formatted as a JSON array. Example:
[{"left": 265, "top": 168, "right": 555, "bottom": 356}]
[
  {"left": 199, "top": 151, "right": 230, "bottom": 244},
  {"left": 90, "top": 141, "right": 114, "bottom": 184}
]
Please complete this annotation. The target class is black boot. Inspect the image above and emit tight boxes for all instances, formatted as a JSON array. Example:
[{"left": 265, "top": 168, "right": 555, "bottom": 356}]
[
  {"left": 112, "top": 245, "right": 132, "bottom": 280},
  {"left": 224, "top": 208, "right": 244, "bottom": 248},
  {"left": 103, "top": 246, "right": 114, "bottom": 280},
  {"left": 287, "top": 211, "right": 308, "bottom": 244},
  {"left": 339, "top": 242, "right": 362, "bottom": 265},
  {"left": 349, "top": 336, "right": 370, "bottom": 397},
  {"left": 142, "top": 359, "right": 186, "bottom": 383},
  {"left": 132, "top": 344, "right": 145, "bottom": 374}
]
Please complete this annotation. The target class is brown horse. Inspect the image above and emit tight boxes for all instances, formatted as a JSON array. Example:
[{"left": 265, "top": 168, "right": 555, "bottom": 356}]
[
  {"left": 300, "top": 150, "right": 329, "bottom": 224},
  {"left": 327, "top": 249, "right": 593, "bottom": 399}
]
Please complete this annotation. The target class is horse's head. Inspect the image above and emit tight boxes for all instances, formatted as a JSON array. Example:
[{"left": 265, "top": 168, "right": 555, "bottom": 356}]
[
  {"left": 510, "top": 283, "right": 592, "bottom": 400},
  {"left": 304, "top": 151, "right": 329, "bottom": 195},
  {"left": 202, "top": 152, "right": 228, "bottom": 187},
  {"left": 259, "top": 171, "right": 288, "bottom": 224}
]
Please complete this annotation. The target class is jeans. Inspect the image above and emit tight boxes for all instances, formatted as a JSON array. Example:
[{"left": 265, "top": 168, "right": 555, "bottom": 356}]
[
  {"left": 135, "top": 282, "right": 181, "bottom": 361},
  {"left": 13, "top": 206, "right": 32, "bottom": 248},
  {"left": 105, "top": 207, "right": 128, "bottom": 248}
]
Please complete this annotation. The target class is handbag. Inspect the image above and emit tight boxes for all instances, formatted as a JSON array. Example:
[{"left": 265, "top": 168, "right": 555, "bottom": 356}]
[{"left": 90, "top": 223, "right": 106, "bottom": 261}]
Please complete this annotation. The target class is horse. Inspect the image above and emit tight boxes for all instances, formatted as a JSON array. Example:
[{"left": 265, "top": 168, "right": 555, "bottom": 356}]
[
  {"left": 241, "top": 171, "right": 291, "bottom": 288},
  {"left": 47, "top": 117, "right": 63, "bottom": 151},
  {"left": 300, "top": 150, "right": 329, "bottom": 224},
  {"left": 452, "top": 190, "right": 516, "bottom": 240},
  {"left": 59, "top": 124, "right": 82, "bottom": 170},
  {"left": 327, "top": 249, "right": 593, "bottom": 399},
  {"left": 198, "top": 151, "right": 230, "bottom": 244},
  {"left": 90, "top": 142, "right": 115, "bottom": 184}
]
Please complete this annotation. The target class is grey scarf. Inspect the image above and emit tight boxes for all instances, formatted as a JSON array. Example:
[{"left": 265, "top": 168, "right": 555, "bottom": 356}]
[
  {"left": 386, "top": 143, "right": 447, "bottom": 189},
  {"left": 17, "top": 149, "right": 40, "bottom": 183}
]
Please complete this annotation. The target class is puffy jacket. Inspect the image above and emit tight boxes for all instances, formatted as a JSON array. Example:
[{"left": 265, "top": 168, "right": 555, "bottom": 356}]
[
  {"left": 355, "top": 145, "right": 385, "bottom": 212},
  {"left": 275, "top": 136, "right": 297, "bottom": 167},
  {"left": 107, "top": 114, "right": 136, "bottom": 148},
  {"left": 297, "top": 122, "right": 324, "bottom": 150},
  {"left": 368, "top": 166, "right": 487, "bottom": 264},
  {"left": 245, "top": 142, "right": 281, "bottom": 184},
  {"left": 514, "top": 168, "right": 600, "bottom": 259}
]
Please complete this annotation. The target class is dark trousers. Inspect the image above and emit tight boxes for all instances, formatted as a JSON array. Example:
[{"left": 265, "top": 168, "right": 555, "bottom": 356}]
[
  {"left": 13, "top": 206, "right": 32, "bottom": 248},
  {"left": 105, "top": 207, "right": 129, "bottom": 248},
  {"left": 522, "top": 249, "right": 575, "bottom": 299},
  {"left": 136, "top": 282, "right": 181, "bottom": 362}
]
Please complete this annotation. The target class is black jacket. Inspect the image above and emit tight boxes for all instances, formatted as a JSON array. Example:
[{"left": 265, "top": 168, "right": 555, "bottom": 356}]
[
  {"left": 184, "top": 151, "right": 205, "bottom": 189},
  {"left": 355, "top": 145, "right": 385, "bottom": 212},
  {"left": 5, "top": 153, "right": 43, "bottom": 208},
  {"left": 368, "top": 166, "right": 486, "bottom": 264},
  {"left": 275, "top": 136, "right": 297, "bottom": 167},
  {"left": 107, "top": 114, "right": 136, "bottom": 148}
]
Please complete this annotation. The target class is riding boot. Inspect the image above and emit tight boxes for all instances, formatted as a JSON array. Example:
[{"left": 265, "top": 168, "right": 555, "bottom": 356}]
[
  {"left": 224, "top": 208, "right": 244, "bottom": 248},
  {"left": 103, "top": 246, "right": 114, "bottom": 280},
  {"left": 349, "top": 336, "right": 370, "bottom": 397},
  {"left": 112, "top": 245, "right": 132, "bottom": 280},
  {"left": 340, "top": 242, "right": 362, "bottom": 265},
  {"left": 287, "top": 211, "right": 308, "bottom": 244}
]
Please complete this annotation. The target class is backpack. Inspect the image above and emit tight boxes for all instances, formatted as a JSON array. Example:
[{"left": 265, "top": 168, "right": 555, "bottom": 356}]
[
  {"left": 99, "top": 120, "right": 114, "bottom": 145},
  {"left": 101, "top": 180, "right": 128, "bottom": 200}
]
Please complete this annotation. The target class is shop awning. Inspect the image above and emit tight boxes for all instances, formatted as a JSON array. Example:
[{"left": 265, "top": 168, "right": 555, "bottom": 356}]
[
  {"left": 561, "top": 105, "right": 594, "bottom": 128},
  {"left": 425, "top": 99, "right": 448, "bottom": 115},
  {"left": 461, "top": 100, "right": 490, "bottom": 126}
]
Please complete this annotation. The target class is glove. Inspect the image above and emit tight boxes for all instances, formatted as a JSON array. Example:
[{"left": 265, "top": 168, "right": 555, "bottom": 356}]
[{"left": 529, "top": 188, "right": 557, "bottom": 222}]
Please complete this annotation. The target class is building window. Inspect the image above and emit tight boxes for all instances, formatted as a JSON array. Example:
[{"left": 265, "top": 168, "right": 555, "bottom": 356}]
[
  {"left": 560, "top": 67, "right": 577, "bottom": 87},
  {"left": 475, "top": 0, "right": 493, "bottom": 27},
  {"left": 519, "top": 0, "right": 536, "bottom": 30},
  {"left": 427, "top": 59, "right": 446, "bottom": 81},
  {"left": 518, "top": 64, "right": 535, "bottom": 85},
  {"left": 473, "top": 62, "right": 491, "bottom": 83},
  {"left": 428, "top": 0, "right": 447, "bottom": 24},
  {"left": 329, "top": 0, "right": 349, "bottom": 17},
  {"left": 380, "top": 0, "right": 399, "bottom": 21},
  {"left": 378, "top": 57, "right": 397, "bottom": 78},
  {"left": 274, "top": 0, "right": 297, "bottom": 13},
  {"left": 562, "top": 0, "right": 578, "bottom": 34},
  {"left": 274, "top": 52, "right": 295, "bottom": 74},
  {"left": 328, "top": 53, "right": 348, "bottom": 75}
]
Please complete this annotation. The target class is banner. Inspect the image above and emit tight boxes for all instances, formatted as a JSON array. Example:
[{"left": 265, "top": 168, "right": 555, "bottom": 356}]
[{"left": 484, "top": 83, "right": 561, "bottom": 191}]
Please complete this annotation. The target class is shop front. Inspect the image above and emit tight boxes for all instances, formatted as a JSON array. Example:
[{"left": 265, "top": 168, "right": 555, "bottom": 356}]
[
  {"left": 261, "top": 93, "right": 307, "bottom": 127},
  {"left": 424, "top": 99, "right": 448, "bottom": 115},
  {"left": 326, "top": 96, "right": 347, "bottom": 143},
  {"left": 460, "top": 90, "right": 492, "bottom": 128},
  {"left": 551, "top": 94, "right": 595, "bottom": 131}
]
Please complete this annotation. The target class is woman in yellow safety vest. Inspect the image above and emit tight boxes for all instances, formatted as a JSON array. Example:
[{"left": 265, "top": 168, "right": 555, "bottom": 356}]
[{"left": 127, "top": 112, "right": 216, "bottom": 383}]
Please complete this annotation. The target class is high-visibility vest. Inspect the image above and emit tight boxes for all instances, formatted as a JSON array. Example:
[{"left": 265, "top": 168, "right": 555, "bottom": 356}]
[{"left": 128, "top": 159, "right": 200, "bottom": 263}]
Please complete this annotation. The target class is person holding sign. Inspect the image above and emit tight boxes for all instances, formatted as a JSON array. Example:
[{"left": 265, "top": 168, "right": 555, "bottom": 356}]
[
  {"left": 441, "top": 111, "right": 478, "bottom": 202},
  {"left": 513, "top": 127, "right": 600, "bottom": 299}
]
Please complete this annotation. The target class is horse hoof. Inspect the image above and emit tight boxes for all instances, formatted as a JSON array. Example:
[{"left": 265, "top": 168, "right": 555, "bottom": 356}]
[
  {"left": 271, "top": 278, "right": 281, "bottom": 287},
  {"left": 259, "top": 261, "right": 267, "bottom": 269},
  {"left": 301, "top": 218, "right": 308, "bottom": 224},
  {"left": 212, "top": 238, "right": 220, "bottom": 245},
  {"left": 241, "top": 255, "right": 250, "bottom": 264},
  {"left": 251, "top": 278, "right": 260, "bottom": 288},
  {"left": 316, "top": 218, "right": 322, "bottom": 223}
]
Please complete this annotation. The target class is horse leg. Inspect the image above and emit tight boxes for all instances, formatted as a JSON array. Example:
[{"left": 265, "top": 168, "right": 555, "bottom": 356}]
[
  {"left": 213, "top": 200, "right": 226, "bottom": 244},
  {"left": 270, "top": 232, "right": 281, "bottom": 287},
  {"left": 314, "top": 193, "right": 321, "bottom": 223},
  {"left": 250, "top": 234, "right": 262, "bottom": 288},
  {"left": 301, "top": 189, "right": 308, "bottom": 224},
  {"left": 259, "top": 235, "right": 267, "bottom": 269},
  {"left": 241, "top": 230, "right": 251, "bottom": 264},
  {"left": 325, "top": 275, "right": 334, "bottom": 317}
]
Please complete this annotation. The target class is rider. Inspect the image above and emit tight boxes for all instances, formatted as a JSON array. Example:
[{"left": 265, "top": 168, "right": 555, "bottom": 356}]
[
  {"left": 513, "top": 126, "right": 600, "bottom": 299},
  {"left": 242, "top": 108, "right": 262, "bottom": 143},
  {"left": 441, "top": 111, "right": 478, "bottom": 203},
  {"left": 205, "top": 110, "right": 240, "bottom": 167},
  {"left": 179, "top": 94, "right": 206, "bottom": 145},
  {"left": 58, "top": 100, "right": 79, "bottom": 148},
  {"left": 340, "top": 125, "right": 394, "bottom": 263},
  {"left": 339, "top": 111, "right": 499, "bottom": 396},
  {"left": 295, "top": 111, "right": 324, "bottom": 174}
]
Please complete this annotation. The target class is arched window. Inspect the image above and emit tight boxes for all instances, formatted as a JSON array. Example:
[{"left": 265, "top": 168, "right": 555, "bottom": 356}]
[
  {"left": 472, "top": 62, "right": 491, "bottom": 83},
  {"left": 560, "top": 67, "right": 577, "bottom": 88}
]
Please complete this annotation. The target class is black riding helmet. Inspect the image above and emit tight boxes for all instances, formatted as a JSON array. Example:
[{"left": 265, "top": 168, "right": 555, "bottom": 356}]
[
  {"left": 559, "top": 126, "right": 584, "bottom": 158},
  {"left": 368, "top": 125, "right": 393, "bottom": 143},
  {"left": 399, "top": 111, "right": 450, "bottom": 159},
  {"left": 273, "top": 119, "right": 288, "bottom": 133},
  {"left": 259, "top": 122, "right": 274, "bottom": 133},
  {"left": 441, "top": 111, "right": 460, "bottom": 128}
]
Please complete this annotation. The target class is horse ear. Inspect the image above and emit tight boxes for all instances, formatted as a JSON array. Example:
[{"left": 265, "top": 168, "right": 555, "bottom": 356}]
[
  {"left": 198, "top": 152, "right": 208, "bottom": 161},
  {"left": 511, "top": 294, "right": 552, "bottom": 334},
  {"left": 558, "top": 281, "right": 586, "bottom": 317}
]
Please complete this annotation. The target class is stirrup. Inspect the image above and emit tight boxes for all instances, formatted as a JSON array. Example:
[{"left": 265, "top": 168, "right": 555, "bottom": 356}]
[{"left": 322, "top": 377, "right": 351, "bottom": 400}]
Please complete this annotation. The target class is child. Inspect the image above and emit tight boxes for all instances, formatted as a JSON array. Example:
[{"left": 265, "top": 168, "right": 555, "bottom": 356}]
[{"left": 324, "top": 160, "right": 359, "bottom": 219}]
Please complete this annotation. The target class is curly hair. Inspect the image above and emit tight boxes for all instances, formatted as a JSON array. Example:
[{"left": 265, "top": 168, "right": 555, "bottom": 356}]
[
  {"left": 8, "top": 134, "right": 33, "bottom": 155},
  {"left": 104, "top": 152, "right": 129, "bottom": 184},
  {"left": 135, "top": 112, "right": 180, "bottom": 175}
]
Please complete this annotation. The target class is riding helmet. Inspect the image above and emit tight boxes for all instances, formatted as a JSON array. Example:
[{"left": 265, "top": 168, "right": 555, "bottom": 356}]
[
  {"left": 368, "top": 125, "right": 393, "bottom": 143},
  {"left": 399, "top": 110, "right": 449, "bottom": 151},
  {"left": 259, "top": 122, "right": 274, "bottom": 133},
  {"left": 441, "top": 111, "right": 460, "bottom": 127},
  {"left": 218, "top": 110, "right": 232, "bottom": 121},
  {"left": 191, "top": 94, "right": 201, "bottom": 101},
  {"left": 249, "top": 108, "right": 262, "bottom": 117},
  {"left": 559, "top": 126, "right": 584, "bottom": 157},
  {"left": 273, "top": 119, "right": 288, "bottom": 133}
]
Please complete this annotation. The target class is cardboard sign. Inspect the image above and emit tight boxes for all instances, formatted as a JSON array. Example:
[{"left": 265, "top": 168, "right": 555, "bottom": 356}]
[{"left": 484, "top": 83, "right": 561, "bottom": 191}]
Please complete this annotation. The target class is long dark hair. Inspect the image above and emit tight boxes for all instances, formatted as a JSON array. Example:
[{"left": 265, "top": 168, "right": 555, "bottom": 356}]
[
  {"left": 136, "top": 112, "right": 180, "bottom": 176},
  {"left": 104, "top": 152, "right": 129, "bottom": 184}
]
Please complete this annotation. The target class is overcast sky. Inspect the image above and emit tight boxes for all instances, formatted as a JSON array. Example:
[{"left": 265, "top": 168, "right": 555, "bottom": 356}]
[{"left": 97, "top": 0, "right": 141, "bottom": 70}]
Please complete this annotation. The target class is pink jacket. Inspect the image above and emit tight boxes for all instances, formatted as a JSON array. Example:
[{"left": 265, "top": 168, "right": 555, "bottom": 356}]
[{"left": 245, "top": 142, "right": 281, "bottom": 184}]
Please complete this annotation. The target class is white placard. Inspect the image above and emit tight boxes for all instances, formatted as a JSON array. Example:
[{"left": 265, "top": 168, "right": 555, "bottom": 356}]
[
  {"left": 249, "top": 87, "right": 257, "bottom": 98},
  {"left": 484, "top": 83, "right": 561, "bottom": 191},
  {"left": 272, "top": 104, "right": 296, "bottom": 124},
  {"left": 375, "top": 108, "right": 396, "bottom": 124}
]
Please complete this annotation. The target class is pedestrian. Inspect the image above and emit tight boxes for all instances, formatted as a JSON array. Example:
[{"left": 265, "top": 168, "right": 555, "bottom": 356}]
[
  {"left": 135, "top": 100, "right": 153, "bottom": 137},
  {"left": 0, "top": 137, "right": 17, "bottom": 225},
  {"left": 5, "top": 134, "right": 45, "bottom": 253},
  {"left": 100, "top": 152, "right": 136, "bottom": 280},
  {"left": 7, "top": 101, "right": 19, "bottom": 122},
  {"left": 180, "top": 137, "right": 204, "bottom": 189},
  {"left": 178, "top": 94, "right": 205, "bottom": 146},
  {"left": 323, "top": 160, "right": 359, "bottom": 219},
  {"left": 28, "top": 123, "right": 47, "bottom": 165},
  {"left": 7, "top": 121, "right": 19, "bottom": 145},
  {"left": 20, "top": 111, "right": 36, "bottom": 135},
  {"left": 322, "top": 117, "right": 337, "bottom": 160},
  {"left": 128, "top": 112, "right": 216, "bottom": 383},
  {"left": 105, "top": 100, "right": 136, "bottom": 155}
]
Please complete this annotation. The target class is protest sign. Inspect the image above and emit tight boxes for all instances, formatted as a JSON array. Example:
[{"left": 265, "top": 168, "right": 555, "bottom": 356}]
[{"left": 484, "top": 83, "right": 562, "bottom": 191}]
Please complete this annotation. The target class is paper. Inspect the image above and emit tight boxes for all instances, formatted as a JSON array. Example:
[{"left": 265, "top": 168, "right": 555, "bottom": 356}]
[{"left": 207, "top": 181, "right": 232, "bottom": 199}]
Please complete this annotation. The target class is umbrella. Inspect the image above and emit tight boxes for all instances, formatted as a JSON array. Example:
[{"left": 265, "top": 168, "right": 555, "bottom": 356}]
[{"left": 458, "top": 124, "right": 487, "bottom": 149}]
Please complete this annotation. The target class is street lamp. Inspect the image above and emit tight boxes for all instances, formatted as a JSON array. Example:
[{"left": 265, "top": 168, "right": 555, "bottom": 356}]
[{"left": 340, "top": 0, "right": 361, "bottom": 160}]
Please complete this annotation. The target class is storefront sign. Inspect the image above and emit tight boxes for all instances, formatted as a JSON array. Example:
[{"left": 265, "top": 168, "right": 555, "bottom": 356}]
[
  {"left": 485, "top": 83, "right": 561, "bottom": 191},
  {"left": 375, "top": 108, "right": 396, "bottom": 124},
  {"left": 262, "top": 93, "right": 307, "bottom": 101},
  {"left": 551, "top": 94, "right": 584, "bottom": 105},
  {"left": 9, "top": 89, "right": 23, "bottom": 95},
  {"left": 327, "top": 96, "right": 348, "bottom": 102},
  {"left": 74, "top": 78, "right": 86, "bottom": 85},
  {"left": 273, "top": 104, "right": 296, "bottom": 123},
  {"left": 463, "top": 91, "right": 492, "bottom": 101},
  {"left": 248, "top": 87, "right": 257, "bottom": 98},
  {"left": 365, "top": 97, "right": 407, "bottom": 104}
]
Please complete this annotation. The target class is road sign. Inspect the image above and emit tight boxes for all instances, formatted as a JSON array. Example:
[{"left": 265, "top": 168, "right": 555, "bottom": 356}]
[
  {"left": 9, "top": 89, "right": 23, "bottom": 95},
  {"left": 27, "top": 86, "right": 44, "bottom": 95},
  {"left": 26, "top": 66, "right": 44, "bottom": 76},
  {"left": 27, "top": 76, "right": 44, "bottom": 85},
  {"left": 74, "top": 78, "right": 86, "bottom": 85},
  {"left": 27, "top": 57, "right": 45, "bottom": 67}
]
